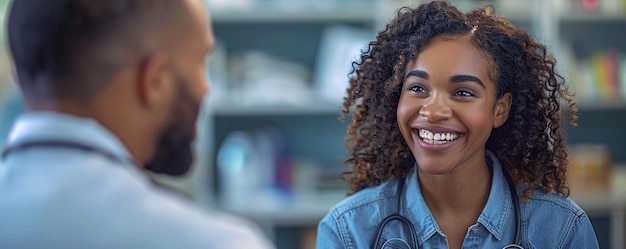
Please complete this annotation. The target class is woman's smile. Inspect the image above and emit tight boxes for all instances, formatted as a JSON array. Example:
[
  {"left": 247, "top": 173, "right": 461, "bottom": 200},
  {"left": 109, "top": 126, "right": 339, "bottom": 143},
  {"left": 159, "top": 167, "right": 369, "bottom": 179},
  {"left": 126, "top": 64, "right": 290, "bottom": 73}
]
[
  {"left": 417, "top": 129, "right": 461, "bottom": 144},
  {"left": 410, "top": 125, "right": 465, "bottom": 154}
]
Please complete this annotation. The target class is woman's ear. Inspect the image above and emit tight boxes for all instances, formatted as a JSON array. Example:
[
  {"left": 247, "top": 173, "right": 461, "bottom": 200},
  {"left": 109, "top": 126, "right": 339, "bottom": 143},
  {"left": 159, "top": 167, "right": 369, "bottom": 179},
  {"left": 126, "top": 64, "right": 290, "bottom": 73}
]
[{"left": 494, "top": 92, "right": 512, "bottom": 128}]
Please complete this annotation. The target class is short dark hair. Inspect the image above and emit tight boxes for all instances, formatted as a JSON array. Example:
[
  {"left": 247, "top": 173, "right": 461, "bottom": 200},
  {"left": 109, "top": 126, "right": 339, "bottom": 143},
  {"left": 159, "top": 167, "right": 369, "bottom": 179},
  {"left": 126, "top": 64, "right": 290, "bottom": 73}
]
[{"left": 7, "top": 0, "right": 186, "bottom": 104}]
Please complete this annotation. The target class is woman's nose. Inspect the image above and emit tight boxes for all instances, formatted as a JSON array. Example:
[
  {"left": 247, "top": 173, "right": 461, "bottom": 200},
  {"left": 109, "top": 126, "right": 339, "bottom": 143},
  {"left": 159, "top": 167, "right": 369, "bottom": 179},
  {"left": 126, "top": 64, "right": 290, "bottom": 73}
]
[{"left": 418, "top": 95, "right": 452, "bottom": 122}]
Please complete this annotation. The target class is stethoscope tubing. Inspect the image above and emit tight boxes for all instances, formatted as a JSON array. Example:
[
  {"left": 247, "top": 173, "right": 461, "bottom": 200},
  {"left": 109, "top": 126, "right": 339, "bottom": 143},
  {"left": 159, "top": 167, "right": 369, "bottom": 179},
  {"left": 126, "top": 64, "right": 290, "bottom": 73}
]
[
  {"left": 373, "top": 169, "right": 523, "bottom": 249},
  {"left": 2, "top": 140, "right": 134, "bottom": 166}
]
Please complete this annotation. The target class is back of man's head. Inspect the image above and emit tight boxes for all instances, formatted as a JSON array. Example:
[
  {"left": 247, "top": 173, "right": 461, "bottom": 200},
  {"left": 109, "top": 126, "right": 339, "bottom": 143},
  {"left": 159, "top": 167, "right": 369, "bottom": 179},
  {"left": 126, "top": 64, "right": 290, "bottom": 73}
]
[{"left": 7, "top": 0, "right": 187, "bottom": 105}]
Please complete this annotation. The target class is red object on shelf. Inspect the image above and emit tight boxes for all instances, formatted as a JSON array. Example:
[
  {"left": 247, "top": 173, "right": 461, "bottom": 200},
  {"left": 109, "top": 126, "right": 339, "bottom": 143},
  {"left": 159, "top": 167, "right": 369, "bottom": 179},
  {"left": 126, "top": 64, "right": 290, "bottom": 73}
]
[{"left": 582, "top": 0, "right": 599, "bottom": 12}]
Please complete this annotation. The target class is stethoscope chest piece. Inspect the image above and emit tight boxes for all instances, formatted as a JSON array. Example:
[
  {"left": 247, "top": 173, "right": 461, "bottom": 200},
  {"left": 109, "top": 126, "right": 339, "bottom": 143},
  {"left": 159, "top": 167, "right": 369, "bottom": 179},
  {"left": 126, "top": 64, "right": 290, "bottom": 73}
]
[
  {"left": 503, "top": 244, "right": 524, "bottom": 249},
  {"left": 381, "top": 238, "right": 412, "bottom": 249}
]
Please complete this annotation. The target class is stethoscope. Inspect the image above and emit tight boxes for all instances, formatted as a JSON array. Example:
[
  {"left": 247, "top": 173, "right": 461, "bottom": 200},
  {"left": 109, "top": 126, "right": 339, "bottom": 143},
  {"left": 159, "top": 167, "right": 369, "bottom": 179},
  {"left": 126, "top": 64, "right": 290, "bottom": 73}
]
[
  {"left": 1, "top": 140, "right": 187, "bottom": 196},
  {"left": 1, "top": 140, "right": 133, "bottom": 165},
  {"left": 372, "top": 167, "right": 523, "bottom": 249}
]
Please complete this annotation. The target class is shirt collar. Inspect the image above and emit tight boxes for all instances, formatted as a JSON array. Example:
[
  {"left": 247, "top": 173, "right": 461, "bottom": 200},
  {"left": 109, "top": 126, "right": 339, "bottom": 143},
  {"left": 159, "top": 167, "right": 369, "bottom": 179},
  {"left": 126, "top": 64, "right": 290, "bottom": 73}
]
[
  {"left": 404, "top": 164, "right": 440, "bottom": 245},
  {"left": 6, "top": 111, "right": 134, "bottom": 165},
  {"left": 403, "top": 150, "right": 514, "bottom": 244},
  {"left": 477, "top": 150, "right": 514, "bottom": 240}
]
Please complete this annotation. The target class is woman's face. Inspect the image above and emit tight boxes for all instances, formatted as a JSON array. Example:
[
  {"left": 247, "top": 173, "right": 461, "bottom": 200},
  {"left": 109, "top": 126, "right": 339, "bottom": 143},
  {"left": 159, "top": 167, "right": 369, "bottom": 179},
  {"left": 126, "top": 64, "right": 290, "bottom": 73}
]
[{"left": 396, "top": 35, "right": 511, "bottom": 176}]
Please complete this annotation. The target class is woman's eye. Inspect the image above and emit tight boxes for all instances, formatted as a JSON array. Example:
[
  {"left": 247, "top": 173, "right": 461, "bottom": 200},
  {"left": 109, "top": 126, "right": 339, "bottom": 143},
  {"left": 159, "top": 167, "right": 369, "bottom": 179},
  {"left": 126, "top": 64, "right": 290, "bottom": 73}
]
[
  {"left": 454, "top": 90, "right": 475, "bottom": 97},
  {"left": 409, "top": 85, "right": 426, "bottom": 93}
]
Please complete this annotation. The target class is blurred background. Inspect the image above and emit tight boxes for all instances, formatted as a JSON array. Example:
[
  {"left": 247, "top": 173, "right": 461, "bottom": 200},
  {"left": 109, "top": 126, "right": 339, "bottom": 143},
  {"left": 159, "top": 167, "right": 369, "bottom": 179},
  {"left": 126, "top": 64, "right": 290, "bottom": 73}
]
[{"left": 1, "top": 0, "right": 625, "bottom": 248}]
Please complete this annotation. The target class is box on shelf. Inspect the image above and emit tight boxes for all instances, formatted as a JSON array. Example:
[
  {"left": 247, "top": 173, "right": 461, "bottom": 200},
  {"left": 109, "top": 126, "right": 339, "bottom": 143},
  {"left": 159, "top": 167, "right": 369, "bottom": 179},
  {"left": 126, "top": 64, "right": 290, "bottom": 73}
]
[{"left": 567, "top": 143, "right": 612, "bottom": 193}]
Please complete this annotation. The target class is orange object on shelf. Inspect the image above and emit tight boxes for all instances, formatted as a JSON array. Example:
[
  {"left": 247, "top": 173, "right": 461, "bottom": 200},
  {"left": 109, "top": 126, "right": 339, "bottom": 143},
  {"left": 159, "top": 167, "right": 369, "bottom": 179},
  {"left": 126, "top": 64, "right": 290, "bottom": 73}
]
[{"left": 567, "top": 144, "right": 612, "bottom": 193}]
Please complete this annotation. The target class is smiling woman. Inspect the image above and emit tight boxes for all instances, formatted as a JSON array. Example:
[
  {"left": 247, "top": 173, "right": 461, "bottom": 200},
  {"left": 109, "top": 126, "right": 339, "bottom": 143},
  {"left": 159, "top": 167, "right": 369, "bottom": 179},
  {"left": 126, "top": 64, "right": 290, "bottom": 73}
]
[
  {"left": 397, "top": 35, "right": 510, "bottom": 180},
  {"left": 316, "top": 1, "right": 599, "bottom": 249}
]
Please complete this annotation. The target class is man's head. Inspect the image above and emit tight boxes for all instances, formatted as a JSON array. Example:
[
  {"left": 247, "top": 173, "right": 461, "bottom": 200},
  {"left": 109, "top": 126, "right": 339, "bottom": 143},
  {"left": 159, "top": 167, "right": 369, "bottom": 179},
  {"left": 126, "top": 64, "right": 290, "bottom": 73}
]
[{"left": 7, "top": 0, "right": 215, "bottom": 175}]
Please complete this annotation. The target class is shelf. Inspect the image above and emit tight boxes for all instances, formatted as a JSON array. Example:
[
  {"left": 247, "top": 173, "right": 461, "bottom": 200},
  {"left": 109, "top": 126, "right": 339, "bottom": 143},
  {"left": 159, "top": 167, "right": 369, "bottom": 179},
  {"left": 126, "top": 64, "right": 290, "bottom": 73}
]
[
  {"left": 208, "top": 3, "right": 626, "bottom": 23},
  {"left": 561, "top": 12, "right": 626, "bottom": 22},
  {"left": 214, "top": 165, "right": 626, "bottom": 226},
  {"left": 208, "top": 97, "right": 343, "bottom": 117},
  {"left": 574, "top": 100, "right": 626, "bottom": 111},
  {"left": 210, "top": 4, "right": 378, "bottom": 23},
  {"left": 219, "top": 190, "right": 347, "bottom": 227}
]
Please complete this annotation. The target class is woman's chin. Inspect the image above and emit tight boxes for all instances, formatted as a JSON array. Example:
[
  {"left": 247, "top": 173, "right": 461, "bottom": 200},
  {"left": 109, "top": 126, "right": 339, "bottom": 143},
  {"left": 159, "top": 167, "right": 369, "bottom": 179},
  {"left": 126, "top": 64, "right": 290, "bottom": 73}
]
[{"left": 416, "top": 162, "right": 457, "bottom": 176}]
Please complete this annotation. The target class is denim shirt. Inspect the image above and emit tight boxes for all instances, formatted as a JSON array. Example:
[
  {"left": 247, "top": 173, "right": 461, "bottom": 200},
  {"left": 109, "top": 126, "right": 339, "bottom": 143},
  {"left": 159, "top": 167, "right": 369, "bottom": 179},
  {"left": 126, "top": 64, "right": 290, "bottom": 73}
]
[{"left": 316, "top": 151, "right": 599, "bottom": 249}]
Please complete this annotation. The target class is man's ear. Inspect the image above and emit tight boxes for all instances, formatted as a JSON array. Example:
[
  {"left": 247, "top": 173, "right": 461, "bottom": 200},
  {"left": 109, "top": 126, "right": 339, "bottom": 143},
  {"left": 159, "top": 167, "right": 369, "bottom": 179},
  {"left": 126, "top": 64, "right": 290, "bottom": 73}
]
[
  {"left": 136, "top": 52, "right": 171, "bottom": 108},
  {"left": 494, "top": 92, "right": 512, "bottom": 128}
]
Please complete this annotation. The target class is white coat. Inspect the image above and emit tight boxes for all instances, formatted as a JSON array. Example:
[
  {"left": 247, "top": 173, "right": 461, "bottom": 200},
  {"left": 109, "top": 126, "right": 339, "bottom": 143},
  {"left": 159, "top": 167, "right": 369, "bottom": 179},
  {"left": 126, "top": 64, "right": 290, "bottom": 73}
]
[{"left": 0, "top": 112, "right": 275, "bottom": 249}]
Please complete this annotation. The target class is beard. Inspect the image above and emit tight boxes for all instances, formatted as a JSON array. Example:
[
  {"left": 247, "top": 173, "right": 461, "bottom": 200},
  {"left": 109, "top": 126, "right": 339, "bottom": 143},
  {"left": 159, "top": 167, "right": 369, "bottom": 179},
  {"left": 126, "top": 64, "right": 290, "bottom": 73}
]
[{"left": 144, "top": 74, "right": 201, "bottom": 176}]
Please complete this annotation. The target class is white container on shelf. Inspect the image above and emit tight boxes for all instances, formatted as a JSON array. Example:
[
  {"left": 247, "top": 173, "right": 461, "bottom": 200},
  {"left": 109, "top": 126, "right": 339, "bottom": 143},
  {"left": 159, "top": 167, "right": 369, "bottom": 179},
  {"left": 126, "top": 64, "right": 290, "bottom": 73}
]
[
  {"left": 314, "top": 25, "right": 372, "bottom": 104},
  {"left": 216, "top": 131, "right": 264, "bottom": 208}
]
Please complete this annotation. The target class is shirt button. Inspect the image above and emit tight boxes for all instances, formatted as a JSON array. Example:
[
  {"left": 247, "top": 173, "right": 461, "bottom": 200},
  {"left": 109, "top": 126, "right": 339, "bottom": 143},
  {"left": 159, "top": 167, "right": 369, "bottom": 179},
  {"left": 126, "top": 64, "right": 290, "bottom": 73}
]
[{"left": 471, "top": 227, "right": 480, "bottom": 235}]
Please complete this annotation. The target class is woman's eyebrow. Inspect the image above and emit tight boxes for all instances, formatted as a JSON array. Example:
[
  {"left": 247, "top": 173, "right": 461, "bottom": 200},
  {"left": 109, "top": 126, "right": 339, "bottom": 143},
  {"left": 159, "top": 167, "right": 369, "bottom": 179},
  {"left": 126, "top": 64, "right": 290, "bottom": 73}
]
[
  {"left": 450, "top": 75, "right": 485, "bottom": 88},
  {"left": 405, "top": 70, "right": 429, "bottom": 80},
  {"left": 405, "top": 71, "right": 485, "bottom": 89}
]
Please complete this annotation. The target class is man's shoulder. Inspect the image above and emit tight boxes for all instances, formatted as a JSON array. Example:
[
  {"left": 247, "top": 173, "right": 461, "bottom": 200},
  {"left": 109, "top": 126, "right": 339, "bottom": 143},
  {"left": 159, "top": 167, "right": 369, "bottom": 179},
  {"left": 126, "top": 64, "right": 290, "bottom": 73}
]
[
  {"left": 108, "top": 177, "right": 275, "bottom": 248},
  {"left": 1, "top": 157, "right": 274, "bottom": 248}
]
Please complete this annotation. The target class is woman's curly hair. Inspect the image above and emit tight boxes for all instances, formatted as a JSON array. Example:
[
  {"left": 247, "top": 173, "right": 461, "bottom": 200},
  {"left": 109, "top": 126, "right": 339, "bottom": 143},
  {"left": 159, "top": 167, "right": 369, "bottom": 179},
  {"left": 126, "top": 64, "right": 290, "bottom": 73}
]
[{"left": 341, "top": 0, "right": 577, "bottom": 200}]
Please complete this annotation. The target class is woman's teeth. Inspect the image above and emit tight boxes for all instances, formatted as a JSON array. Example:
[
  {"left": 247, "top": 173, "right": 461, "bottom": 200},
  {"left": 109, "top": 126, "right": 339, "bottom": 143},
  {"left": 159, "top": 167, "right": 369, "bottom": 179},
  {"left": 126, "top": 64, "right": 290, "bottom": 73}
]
[{"left": 418, "top": 129, "right": 459, "bottom": 144}]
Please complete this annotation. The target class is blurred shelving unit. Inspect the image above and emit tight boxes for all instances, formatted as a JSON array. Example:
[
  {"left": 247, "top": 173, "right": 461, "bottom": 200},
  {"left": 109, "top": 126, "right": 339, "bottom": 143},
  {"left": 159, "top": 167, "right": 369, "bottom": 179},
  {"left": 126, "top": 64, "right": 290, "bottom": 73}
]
[
  {"left": 569, "top": 165, "right": 626, "bottom": 249},
  {"left": 512, "top": 1, "right": 626, "bottom": 249},
  {"left": 186, "top": 0, "right": 626, "bottom": 248},
  {"left": 196, "top": 1, "right": 388, "bottom": 248}
]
